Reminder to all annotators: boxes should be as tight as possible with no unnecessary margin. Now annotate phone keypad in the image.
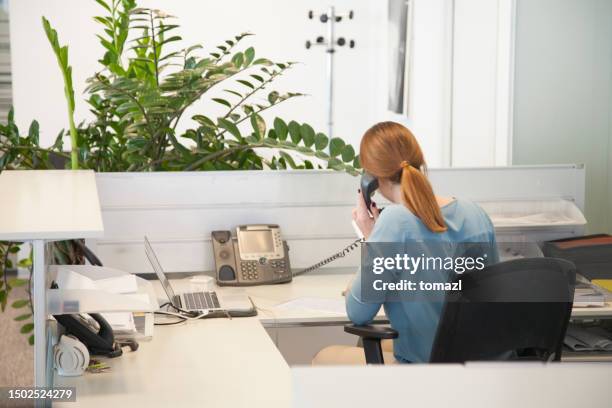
[237,258,289,281]
[240,261,260,281]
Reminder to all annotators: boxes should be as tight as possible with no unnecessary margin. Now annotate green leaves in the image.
[274,118,288,140]
[212,98,231,108]
[42,17,75,112]
[329,137,345,157]
[244,47,255,66]
[14,313,32,322]
[288,121,301,144]
[250,114,266,140]
[341,145,355,162]
[300,124,315,147]
[218,118,241,140]
[11,299,29,309]
[4,5,362,177]
[314,133,328,150]
[20,323,34,334]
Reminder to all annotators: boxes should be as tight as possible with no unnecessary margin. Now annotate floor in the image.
[0,286,34,387]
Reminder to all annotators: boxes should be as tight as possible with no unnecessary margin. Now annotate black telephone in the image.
[53,242,138,357]
[212,225,292,286]
[360,172,379,215]
[54,313,130,357]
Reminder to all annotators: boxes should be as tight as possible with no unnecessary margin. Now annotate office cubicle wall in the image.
[292,363,610,408]
[90,165,585,274]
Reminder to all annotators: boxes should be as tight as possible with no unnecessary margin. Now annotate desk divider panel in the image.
[90,165,585,274]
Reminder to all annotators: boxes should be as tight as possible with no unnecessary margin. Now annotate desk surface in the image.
[55,274,355,408]
[56,273,612,407]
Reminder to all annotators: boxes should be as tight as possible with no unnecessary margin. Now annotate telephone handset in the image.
[352,172,380,239]
[54,313,127,357]
[212,225,292,286]
[360,172,379,215]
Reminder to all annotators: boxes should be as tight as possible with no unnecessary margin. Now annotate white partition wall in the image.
[293,363,611,408]
[91,165,585,274]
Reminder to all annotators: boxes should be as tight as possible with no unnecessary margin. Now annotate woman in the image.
[313,121,499,364]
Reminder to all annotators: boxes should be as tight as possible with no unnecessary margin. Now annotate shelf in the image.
[571,303,612,319]
[562,350,612,362]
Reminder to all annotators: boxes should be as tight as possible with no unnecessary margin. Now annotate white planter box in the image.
[90,166,586,274]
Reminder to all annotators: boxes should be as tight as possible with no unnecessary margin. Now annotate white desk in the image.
[56,318,290,407]
[55,273,612,407]
[55,274,356,408]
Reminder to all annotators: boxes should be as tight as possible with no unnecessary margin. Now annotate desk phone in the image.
[212,225,292,286]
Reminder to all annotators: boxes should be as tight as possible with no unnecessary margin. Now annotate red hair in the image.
[360,121,447,233]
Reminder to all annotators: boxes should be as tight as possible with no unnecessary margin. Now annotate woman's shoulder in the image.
[449,198,484,213]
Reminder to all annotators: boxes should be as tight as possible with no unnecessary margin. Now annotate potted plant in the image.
[0,0,360,343]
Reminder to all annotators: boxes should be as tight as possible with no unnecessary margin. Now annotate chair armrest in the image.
[344,325,398,364]
[344,324,399,340]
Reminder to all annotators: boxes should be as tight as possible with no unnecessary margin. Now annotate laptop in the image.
[144,237,253,314]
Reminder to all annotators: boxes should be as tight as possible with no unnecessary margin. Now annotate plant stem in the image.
[170,64,254,131]
[149,10,160,87]
[0,145,71,159]
[184,144,262,171]
[42,17,79,170]
[2,243,13,298]
[214,94,298,140]
[67,111,79,170]
[111,0,119,59]
[222,71,280,121]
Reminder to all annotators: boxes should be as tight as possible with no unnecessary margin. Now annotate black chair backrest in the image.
[429,257,576,363]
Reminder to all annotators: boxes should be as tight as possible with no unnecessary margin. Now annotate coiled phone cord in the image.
[292,238,363,277]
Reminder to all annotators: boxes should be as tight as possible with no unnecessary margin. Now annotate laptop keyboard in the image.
[179,291,221,310]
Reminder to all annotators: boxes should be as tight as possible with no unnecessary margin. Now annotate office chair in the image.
[345,257,576,364]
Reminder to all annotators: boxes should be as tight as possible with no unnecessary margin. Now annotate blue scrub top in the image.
[346,199,499,363]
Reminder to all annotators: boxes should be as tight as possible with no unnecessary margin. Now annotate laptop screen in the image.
[144,237,177,304]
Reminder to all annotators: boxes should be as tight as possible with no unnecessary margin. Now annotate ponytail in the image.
[400,162,447,232]
[360,121,447,233]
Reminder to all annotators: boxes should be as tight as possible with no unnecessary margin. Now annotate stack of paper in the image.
[56,268,138,293]
[574,282,606,307]
[101,312,137,333]
[56,269,142,332]
[48,265,158,315]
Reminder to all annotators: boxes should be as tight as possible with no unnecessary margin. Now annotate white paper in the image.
[275,297,346,315]
[123,293,151,304]
[56,268,138,294]
[56,269,97,290]
[101,312,136,332]
[95,274,138,294]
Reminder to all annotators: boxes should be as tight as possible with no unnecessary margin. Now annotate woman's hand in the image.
[352,191,380,240]
[342,277,353,297]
